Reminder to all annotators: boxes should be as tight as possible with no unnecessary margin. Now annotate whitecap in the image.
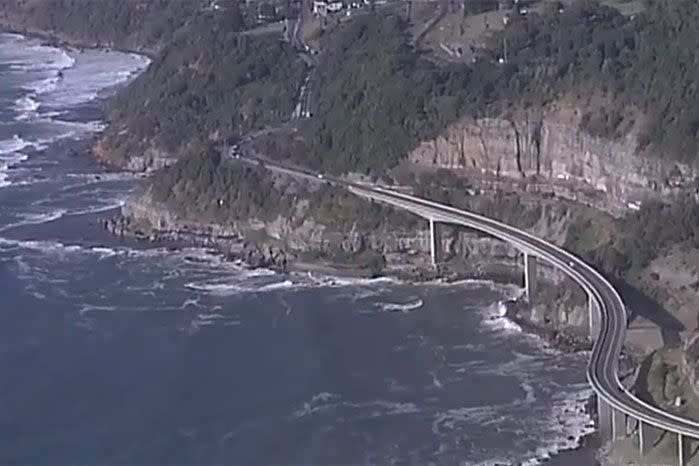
[90,247,118,259]
[480,301,522,334]
[257,280,295,292]
[378,298,423,313]
[520,382,537,404]
[196,313,226,321]
[519,388,595,466]
[0,134,33,155]
[184,281,244,296]
[0,151,29,188]
[291,393,419,421]
[23,75,61,94]
[13,94,40,120]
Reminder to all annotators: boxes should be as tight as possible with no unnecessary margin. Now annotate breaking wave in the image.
[377,298,423,313]
[480,301,522,334]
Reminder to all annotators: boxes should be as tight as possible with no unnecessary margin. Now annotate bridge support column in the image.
[612,408,626,440]
[524,253,538,302]
[678,433,685,466]
[588,294,600,341]
[638,420,663,457]
[429,219,442,268]
[597,397,613,442]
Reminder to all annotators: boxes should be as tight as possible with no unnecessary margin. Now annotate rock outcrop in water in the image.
[111,183,593,339]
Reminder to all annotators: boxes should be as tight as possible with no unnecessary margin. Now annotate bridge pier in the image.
[523,253,538,302]
[429,218,442,268]
[612,408,627,440]
[638,420,664,457]
[678,432,685,466]
[588,294,601,341]
[597,397,613,441]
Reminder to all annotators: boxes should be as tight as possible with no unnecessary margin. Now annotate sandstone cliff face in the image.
[407,111,699,214]
[680,332,699,402]
[121,188,588,332]
[93,137,177,173]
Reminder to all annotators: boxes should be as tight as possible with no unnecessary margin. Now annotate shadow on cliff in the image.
[614,280,683,346]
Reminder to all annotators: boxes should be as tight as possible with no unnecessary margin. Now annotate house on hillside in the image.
[257,2,278,21]
[313,0,345,16]
[327,1,344,13]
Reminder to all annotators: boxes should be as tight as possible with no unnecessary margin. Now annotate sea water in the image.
[0,33,594,465]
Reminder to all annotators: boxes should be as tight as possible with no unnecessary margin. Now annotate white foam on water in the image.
[305,273,402,289]
[292,393,419,421]
[0,151,29,188]
[243,267,277,277]
[90,246,119,259]
[430,371,443,389]
[196,313,226,321]
[0,237,118,259]
[519,387,595,466]
[78,304,119,316]
[24,75,61,94]
[432,404,504,434]
[184,278,297,296]
[0,134,35,155]
[7,45,75,73]
[378,298,424,313]
[1,208,68,231]
[13,95,40,120]
[480,301,522,334]
[36,50,149,108]
[184,281,244,296]
[258,280,295,292]
[520,381,537,404]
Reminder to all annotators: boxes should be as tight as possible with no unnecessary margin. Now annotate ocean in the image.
[0,33,595,465]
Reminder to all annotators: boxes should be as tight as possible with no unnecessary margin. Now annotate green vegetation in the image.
[303,249,387,277]
[307,185,419,231]
[298,14,476,174]
[566,199,699,280]
[148,150,293,224]
[147,149,416,240]
[645,352,669,405]
[0,0,202,52]
[495,0,699,159]
[288,0,699,176]
[101,10,304,165]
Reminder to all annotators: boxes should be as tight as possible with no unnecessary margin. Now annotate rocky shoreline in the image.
[504,298,593,353]
[103,211,599,357]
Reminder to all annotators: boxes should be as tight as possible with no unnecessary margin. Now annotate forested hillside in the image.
[148,149,293,224]
[0,0,203,53]
[290,0,699,175]
[98,9,304,167]
[497,0,699,161]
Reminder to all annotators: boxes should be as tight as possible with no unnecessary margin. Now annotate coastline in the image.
[3,28,605,466]
[0,23,156,58]
[101,208,603,465]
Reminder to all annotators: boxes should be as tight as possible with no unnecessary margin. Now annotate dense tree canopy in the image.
[293,0,699,176]
[102,10,305,164]
[149,150,294,223]
[0,0,203,52]
[496,0,699,160]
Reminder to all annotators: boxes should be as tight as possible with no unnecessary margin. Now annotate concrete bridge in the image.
[232,151,699,464]
[346,184,699,465]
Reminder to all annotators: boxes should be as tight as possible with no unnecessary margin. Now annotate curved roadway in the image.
[233,151,699,440]
[355,185,699,440]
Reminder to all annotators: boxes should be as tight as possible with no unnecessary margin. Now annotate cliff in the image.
[406,107,699,216]
[116,170,593,336]
[0,0,204,55]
